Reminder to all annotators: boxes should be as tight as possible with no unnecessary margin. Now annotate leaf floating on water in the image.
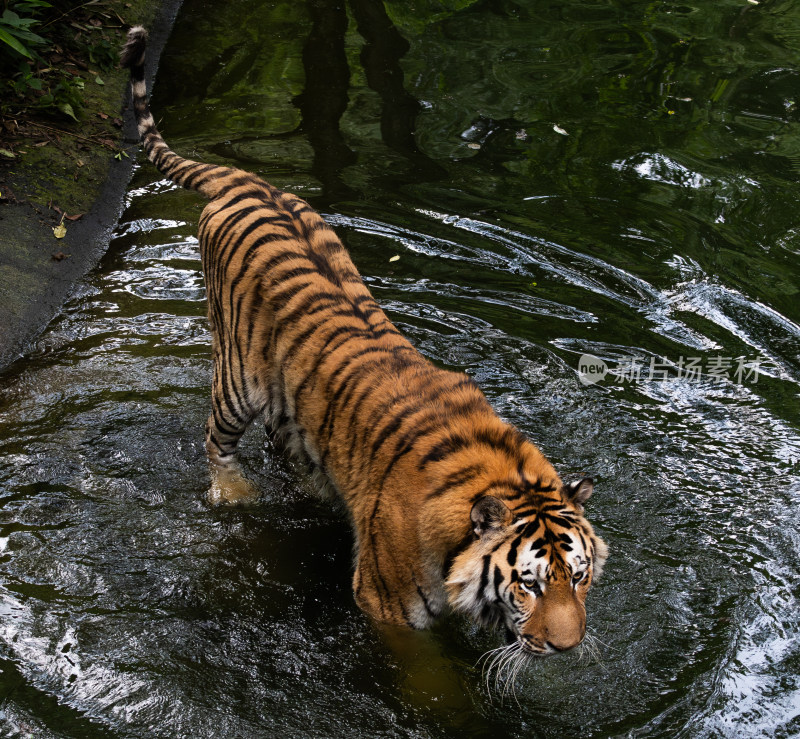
[553,124,569,136]
[389,255,400,262]
[467,142,481,150]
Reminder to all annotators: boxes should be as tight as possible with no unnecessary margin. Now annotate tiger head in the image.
[445,477,608,655]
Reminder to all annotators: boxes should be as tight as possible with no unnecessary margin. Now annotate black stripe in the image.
[294,342,391,429]
[318,351,417,463]
[418,427,526,471]
[340,356,432,479]
[367,376,483,471]
[493,564,504,602]
[276,290,342,325]
[478,555,492,601]
[507,535,521,566]
[541,513,575,528]
[443,532,474,580]
[412,572,436,619]
[426,463,485,499]
[375,419,440,490]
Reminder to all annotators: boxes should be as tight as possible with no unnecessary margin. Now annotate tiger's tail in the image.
[120,26,234,199]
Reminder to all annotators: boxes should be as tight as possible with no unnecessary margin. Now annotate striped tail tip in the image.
[120,25,147,70]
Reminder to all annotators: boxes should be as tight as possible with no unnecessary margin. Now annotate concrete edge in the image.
[0,0,184,372]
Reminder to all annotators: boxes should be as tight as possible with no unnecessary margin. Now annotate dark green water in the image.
[2,0,800,735]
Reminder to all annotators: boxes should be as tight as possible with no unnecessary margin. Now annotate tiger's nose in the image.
[544,624,585,652]
[546,638,578,652]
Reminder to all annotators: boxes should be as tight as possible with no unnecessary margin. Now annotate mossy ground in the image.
[0,0,179,368]
[0,0,163,214]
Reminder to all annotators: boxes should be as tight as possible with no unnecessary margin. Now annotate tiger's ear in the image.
[470,496,512,537]
[563,477,594,509]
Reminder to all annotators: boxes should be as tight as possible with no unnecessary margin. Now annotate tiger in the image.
[121,26,608,656]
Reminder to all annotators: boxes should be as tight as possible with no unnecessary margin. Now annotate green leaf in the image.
[8,27,46,44]
[0,26,33,57]
[0,149,16,159]
[94,76,104,85]
[1,10,23,27]
[57,102,79,122]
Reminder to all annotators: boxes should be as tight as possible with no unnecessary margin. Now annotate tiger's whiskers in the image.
[479,642,528,704]
[576,628,612,673]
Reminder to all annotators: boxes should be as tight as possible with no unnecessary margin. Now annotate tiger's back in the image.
[122,26,607,643]
[198,173,504,625]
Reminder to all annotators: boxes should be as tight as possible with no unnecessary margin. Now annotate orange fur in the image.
[123,27,608,647]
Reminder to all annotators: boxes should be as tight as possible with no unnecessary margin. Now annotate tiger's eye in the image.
[522,579,542,597]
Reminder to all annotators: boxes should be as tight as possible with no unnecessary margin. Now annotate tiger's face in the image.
[445,478,607,655]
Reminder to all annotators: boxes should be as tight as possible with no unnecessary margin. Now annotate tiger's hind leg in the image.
[204,347,262,507]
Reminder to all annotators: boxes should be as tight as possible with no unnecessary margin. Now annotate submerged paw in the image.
[207,466,261,507]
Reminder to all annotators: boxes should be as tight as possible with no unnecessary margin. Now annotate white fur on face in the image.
[516,530,590,590]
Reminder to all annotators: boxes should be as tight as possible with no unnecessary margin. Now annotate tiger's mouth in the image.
[504,627,576,656]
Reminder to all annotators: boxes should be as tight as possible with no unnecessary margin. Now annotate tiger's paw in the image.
[207,464,261,507]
